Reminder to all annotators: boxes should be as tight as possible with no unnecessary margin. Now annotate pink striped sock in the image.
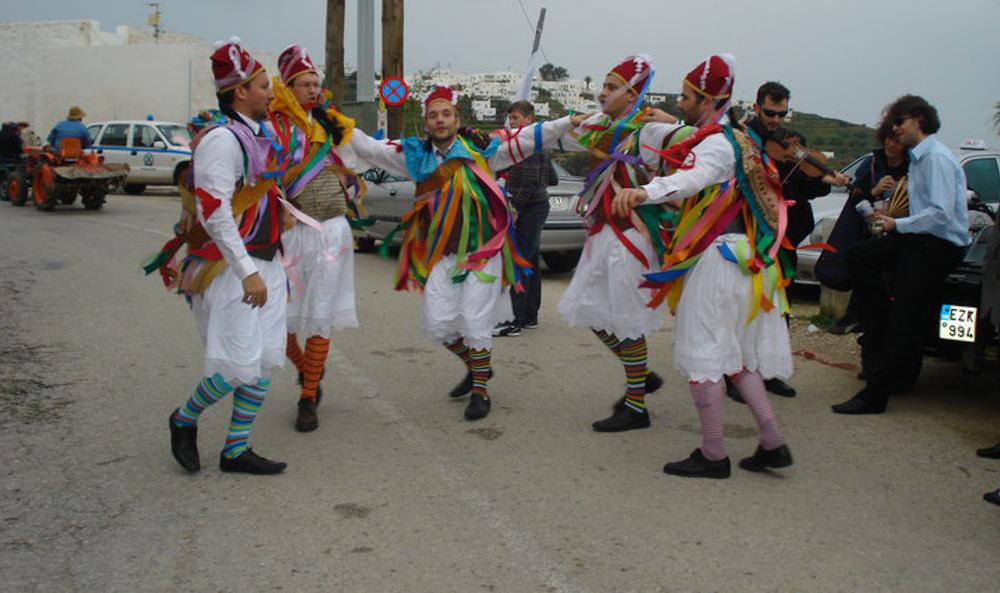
[730,369,785,450]
[689,380,726,461]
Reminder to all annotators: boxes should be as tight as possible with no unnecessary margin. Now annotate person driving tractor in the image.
[47,105,92,153]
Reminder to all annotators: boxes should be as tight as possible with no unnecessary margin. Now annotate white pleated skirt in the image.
[191,257,288,386]
[283,216,358,338]
[673,234,793,383]
[558,225,664,340]
[421,253,513,350]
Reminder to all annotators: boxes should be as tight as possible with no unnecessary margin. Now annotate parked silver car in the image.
[355,161,587,272]
[795,143,1000,285]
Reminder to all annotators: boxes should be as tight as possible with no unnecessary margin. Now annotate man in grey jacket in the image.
[494,101,559,337]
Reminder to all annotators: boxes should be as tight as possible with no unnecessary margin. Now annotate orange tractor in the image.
[18,138,129,211]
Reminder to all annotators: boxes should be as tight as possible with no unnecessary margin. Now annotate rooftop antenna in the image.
[146,3,162,43]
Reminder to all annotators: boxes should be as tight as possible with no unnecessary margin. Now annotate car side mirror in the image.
[152,140,165,149]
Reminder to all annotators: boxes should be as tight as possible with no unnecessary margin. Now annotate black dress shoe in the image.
[464,393,491,420]
[448,369,494,398]
[725,376,745,404]
[219,449,287,475]
[612,372,663,412]
[764,378,796,398]
[984,490,1000,506]
[592,405,650,432]
[738,444,794,472]
[663,448,731,479]
[831,393,887,415]
[295,397,318,432]
[976,442,1000,459]
[169,409,200,472]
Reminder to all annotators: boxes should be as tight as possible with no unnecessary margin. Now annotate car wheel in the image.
[542,250,581,273]
[123,183,146,195]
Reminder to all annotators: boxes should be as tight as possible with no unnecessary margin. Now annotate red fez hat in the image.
[423,85,458,115]
[211,37,265,93]
[609,54,654,96]
[684,54,735,100]
[278,45,318,85]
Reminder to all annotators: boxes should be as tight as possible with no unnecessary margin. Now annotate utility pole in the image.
[357,0,376,102]
[324,0,346,107]
[382,0,404,137]
[146,3,162,43]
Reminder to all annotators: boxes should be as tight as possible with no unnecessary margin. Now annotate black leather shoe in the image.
[219,449,287,475]
[831,393,887,415]
[593,405,650,432]
[169,409,199,472]
[764,378,796,398]
[976,442,1000,459]
[613,372,663,412]
[984,490,1000,506]
[663,448,731,479]
[295,397,318,432]
[448,369,493,398]
[464,393,491,420]
[739,444,794,472]
[725,376,745,404]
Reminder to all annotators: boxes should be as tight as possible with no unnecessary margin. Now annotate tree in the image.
[539,63,569,81]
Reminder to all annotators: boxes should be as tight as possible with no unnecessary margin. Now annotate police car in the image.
[86,120,192,195]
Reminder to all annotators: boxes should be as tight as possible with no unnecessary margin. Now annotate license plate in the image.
[940,304,977,343]
[549,195,568,210]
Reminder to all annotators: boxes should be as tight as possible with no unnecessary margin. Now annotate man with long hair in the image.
[167,38,288,475]
[832,95,969,415]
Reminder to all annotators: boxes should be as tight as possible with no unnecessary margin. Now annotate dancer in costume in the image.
[163,38,288,475]
[346,85,588,421]
[269,45,362,432]
[553,55,694,433]
[613,55,794,479]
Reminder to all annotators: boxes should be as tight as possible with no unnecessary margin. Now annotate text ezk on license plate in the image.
[940,304,976,343]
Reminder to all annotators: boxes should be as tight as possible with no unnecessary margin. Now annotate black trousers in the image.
[847,232,964,402]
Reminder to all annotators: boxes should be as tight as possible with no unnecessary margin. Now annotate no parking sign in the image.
[379,77,408,106]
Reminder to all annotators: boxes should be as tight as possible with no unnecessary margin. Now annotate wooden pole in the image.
[324,0,346,107]
[382,0,404,137]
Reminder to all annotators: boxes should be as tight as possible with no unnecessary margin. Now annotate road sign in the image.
[380,77,408,106]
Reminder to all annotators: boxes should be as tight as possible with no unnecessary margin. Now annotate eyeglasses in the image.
[762,108,788,118]
[892,115,913,127]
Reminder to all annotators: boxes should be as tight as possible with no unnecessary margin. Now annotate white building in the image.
[0,20,280,136]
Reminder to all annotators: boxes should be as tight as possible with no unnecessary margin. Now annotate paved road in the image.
[2,193,999,592]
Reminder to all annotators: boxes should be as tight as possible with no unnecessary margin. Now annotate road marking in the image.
[326,343,582,593]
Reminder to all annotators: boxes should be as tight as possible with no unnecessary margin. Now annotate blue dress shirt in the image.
[895,134,970,247]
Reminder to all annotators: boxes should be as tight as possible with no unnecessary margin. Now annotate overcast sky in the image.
[3,0,999,147]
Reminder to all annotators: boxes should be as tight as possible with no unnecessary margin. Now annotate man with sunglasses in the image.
[742,82,846,400]
[832,95,969,414]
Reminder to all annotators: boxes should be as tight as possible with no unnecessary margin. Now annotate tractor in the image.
[21,138,129,211]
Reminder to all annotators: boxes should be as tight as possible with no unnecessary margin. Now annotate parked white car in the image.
[86,120,192,195]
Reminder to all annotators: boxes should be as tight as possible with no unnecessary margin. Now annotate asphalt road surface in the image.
[2,192,999,592]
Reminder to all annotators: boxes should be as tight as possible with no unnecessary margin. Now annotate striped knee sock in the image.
[222,378,269,459]
[690,380,727,461]
[175,374,233,426]
[301,336,330,401]
[468,348,491,400]
[592,328,623,359]
[620,336,648,412]
[286,333,306,374]
[730,369,785,450]
[444,337,472,368]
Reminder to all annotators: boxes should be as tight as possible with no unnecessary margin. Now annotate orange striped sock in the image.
[286,333,306,374]
[301,336,330,401]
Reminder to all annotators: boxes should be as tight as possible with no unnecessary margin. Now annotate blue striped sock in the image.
[175,374,233,426]
[222,378,269,459]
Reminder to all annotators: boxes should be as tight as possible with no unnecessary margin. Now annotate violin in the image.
[764,128,858,194]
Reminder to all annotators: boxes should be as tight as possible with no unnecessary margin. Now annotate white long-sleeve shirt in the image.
[640,131,736,205]
[193,113,263,281]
